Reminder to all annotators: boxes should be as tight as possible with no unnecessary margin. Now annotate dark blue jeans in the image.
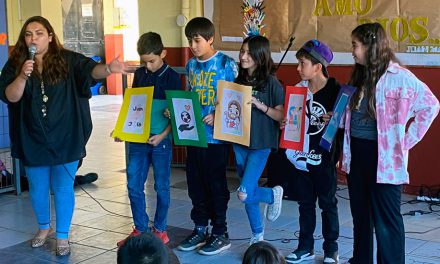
[126,138,172,232]
[347,137,405,264]
[186,144,230,235]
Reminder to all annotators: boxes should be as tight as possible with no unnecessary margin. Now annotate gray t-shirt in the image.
[350,97,378,140]
[247,75,285,149]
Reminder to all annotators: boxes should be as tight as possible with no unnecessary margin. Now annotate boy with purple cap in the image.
[284,39,341,264]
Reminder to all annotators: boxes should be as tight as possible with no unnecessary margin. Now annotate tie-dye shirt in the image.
[186,51,238,144]
[341,62,439,184]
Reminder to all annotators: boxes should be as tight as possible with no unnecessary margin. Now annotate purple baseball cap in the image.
[300,39,333,67]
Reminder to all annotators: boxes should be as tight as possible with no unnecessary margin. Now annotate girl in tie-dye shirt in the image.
[343,23,439,264]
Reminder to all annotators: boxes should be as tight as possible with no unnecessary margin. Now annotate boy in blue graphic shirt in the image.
[116,32,181,247]
[177,17,238,255]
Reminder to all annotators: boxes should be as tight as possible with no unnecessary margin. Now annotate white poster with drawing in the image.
[123,94,146,134]
[172,98,199,141]
[221,89,243,136]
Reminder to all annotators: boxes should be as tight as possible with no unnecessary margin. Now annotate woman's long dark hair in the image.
[9,16,68,85]
[235,35,276,91]
[349,22,400,118]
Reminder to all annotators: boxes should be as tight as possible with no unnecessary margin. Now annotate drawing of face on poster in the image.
[123,94,146,134]
[172,98,199,141]
[284,94,304,142]
[222,89,243,136]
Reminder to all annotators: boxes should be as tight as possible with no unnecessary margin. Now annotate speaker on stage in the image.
[266,148,300,201]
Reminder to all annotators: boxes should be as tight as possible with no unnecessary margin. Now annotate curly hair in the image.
[9,16,68,85]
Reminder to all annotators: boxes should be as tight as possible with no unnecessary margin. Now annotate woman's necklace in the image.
[40,80,48,117]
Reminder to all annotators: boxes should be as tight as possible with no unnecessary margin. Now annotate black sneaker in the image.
[74,173,98,186]
[177,228,208,251]
[198,233,231,255]
[285,249,315,263]
[323,251,339,264]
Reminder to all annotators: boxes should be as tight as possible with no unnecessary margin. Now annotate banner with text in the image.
[213,0,440,56]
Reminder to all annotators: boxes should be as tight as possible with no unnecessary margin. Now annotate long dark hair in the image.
[235,35,276,91]
[349,22,400,118]
[9,16,68,85]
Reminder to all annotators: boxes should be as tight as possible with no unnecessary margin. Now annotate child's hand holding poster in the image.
[214,80,252,146]
[112,87,154,143]
[320,84,356,151]
[165,90,207,147]
[280,86,308,150]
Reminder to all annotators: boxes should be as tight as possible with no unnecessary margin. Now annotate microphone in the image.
[28,44,37,60]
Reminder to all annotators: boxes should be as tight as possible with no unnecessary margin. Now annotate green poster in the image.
[165,90,207,148]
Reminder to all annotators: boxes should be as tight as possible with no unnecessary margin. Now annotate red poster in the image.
[280,86,308,151]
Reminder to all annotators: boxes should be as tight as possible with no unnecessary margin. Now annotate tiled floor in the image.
[0,95,440,263]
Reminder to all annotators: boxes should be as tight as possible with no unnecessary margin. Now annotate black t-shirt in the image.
[0,50,97,166]
[247,75,284,149]
[286,77,341,171]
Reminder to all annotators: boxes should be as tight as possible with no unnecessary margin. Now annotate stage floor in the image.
[0,95,439,264]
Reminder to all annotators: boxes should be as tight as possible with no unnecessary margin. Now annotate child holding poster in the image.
[115,32,181,246]
[283,40,341,264]
[233,35,285,245]
[343,22,439,264]
[177,17,238,256]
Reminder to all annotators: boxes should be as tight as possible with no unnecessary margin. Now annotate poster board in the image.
[112,87,154,143]
[280,86,308,150]
[320,84,356,151]
[165,90,207,147]
[214,80,252,146]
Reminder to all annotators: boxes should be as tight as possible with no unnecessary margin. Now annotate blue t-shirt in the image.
[132,63,182,135]
[186,52,238,144]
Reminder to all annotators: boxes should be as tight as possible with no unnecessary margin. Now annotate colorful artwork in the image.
[214,81,252,146]
[280,86,308,150]
[222,90,243,136]
[165,90,207,147]
[242,0,266,37]
[320,85,356,151]
[112,87,154,143]
[284,94,305,142]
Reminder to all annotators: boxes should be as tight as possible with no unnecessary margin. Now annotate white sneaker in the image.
[266,186,283,222]
[249,232,264,245]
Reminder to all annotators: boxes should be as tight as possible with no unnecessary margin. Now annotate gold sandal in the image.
[31,228,53,248]
[56,239,71,256]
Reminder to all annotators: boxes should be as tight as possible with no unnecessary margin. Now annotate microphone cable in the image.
[32,82,133,220]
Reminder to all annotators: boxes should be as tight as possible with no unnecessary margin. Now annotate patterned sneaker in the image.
[266,185,284,222]
[249,232,264,245]
[285,249,315,263]
[177,227,208,251]
[198,233,231,255]
[323,251,339,264]
[117,227,141,247]
[152,227,170,244]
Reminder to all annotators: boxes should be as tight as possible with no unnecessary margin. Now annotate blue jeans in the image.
[126,138,171,232]
[233,144,273,234]
[25,160,79,239]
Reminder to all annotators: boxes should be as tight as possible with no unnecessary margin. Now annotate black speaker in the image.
[266,149,300,201]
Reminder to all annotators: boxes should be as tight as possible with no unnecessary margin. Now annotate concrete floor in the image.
[0,95,439,263]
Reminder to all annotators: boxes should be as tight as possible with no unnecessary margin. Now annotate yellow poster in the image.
[112,87,154,143]
[214,81,252,146]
